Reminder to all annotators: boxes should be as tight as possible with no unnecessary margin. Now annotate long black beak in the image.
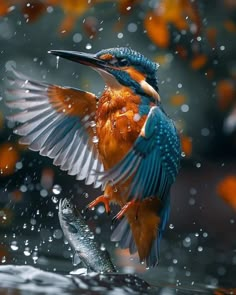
[48,50,106,69]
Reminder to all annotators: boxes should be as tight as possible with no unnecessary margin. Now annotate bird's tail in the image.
[111,196,170,267]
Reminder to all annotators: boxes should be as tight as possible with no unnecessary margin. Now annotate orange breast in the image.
[96,88,146,170]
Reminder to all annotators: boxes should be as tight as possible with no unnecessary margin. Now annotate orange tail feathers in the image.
[111,197,163,267]
[126,198,161,263]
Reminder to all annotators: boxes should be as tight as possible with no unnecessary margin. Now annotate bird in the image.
[6,47,181,267]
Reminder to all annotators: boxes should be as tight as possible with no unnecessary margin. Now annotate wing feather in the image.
[6,70,103,188]
[98,106,181,200]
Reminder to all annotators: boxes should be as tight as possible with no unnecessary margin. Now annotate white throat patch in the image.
[94,68,123,89]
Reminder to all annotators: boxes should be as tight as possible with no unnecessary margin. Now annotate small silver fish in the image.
[58,198,116,273]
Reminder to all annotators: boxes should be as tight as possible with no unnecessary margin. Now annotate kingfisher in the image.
[6,47,181,267]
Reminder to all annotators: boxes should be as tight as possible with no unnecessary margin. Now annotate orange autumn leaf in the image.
[217,175,236,210]
[180,135,192,157]
[214,289,236,295]
[58,14,77,34]
[22,0,47,23]
[83,16,99,37]
[217,79,235,110]
[0,143,19,176]
[156,0,200,32]
[144,13,170,48]
[214,288,236,295]
[10,190,23,203]
[154,54,170,66]
[190,54,208,70]
[224,20,236,32]
[170,94,186,106]
[206,27,217,47]
[0,2,9,16]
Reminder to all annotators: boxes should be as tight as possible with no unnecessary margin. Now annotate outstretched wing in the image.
[6,69,104,188]
[98,106,181,199]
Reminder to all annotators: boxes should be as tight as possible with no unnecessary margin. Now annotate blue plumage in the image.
[6,47,181,268]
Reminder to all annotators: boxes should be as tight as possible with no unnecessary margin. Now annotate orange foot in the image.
[86,195,111,214]
[112,200,136,223]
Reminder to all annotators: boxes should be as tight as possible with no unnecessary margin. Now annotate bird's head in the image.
[49,47,160,103]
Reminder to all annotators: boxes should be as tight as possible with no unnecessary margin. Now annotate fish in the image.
[58,198,116,273]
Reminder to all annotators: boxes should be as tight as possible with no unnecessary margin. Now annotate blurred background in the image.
[0,0,236,293]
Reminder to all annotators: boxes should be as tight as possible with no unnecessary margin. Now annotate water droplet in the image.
[53,229,63,239]
[24,247,31,256]
[32,252,38,263]
[47,6,53,13]
[181,104,189,112]
[92,136,99,144]
[86,43,92,50]
[127,23,137,33]
[52,184,62,195]
[47,211,54,217]
[190,188,197,195]
[73,33,82,43]
[117,32,123,39]
[40,189,48,197]
[83,192,89,198]
[1,256,6,263]
[16,161,23,170]
[177,83,182,88]
[169,223,174,229]
[203,232,208,238]
[183,237,191,247]
[95,227,101,234]
[197,246,203,252]
[56,56,60,69]
[185,271,191,277]
[51,196,58,203]
[20,185,27,193]
[220,45,225,51]
[10,241,19,251]
[133,113,141,122]
[100,243,106,251]
[90,120,96,128]
[196,162,201,168]
[201,128,210,136]
[97,205,105,214]
[189,197,195,205]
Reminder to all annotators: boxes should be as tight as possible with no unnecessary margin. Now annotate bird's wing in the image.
[6,69,104,188]
[98,106,181,199]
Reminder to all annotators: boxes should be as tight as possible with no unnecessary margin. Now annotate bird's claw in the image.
[112,200,136,224]
[86,195,111,214]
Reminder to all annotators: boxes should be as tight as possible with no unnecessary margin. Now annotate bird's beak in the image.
[48,50,106,69]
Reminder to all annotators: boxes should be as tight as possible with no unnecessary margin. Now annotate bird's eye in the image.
[118,58,129,67]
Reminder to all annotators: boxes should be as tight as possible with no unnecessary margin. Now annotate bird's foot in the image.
[86,195,110,214]
[112,200,136,223]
